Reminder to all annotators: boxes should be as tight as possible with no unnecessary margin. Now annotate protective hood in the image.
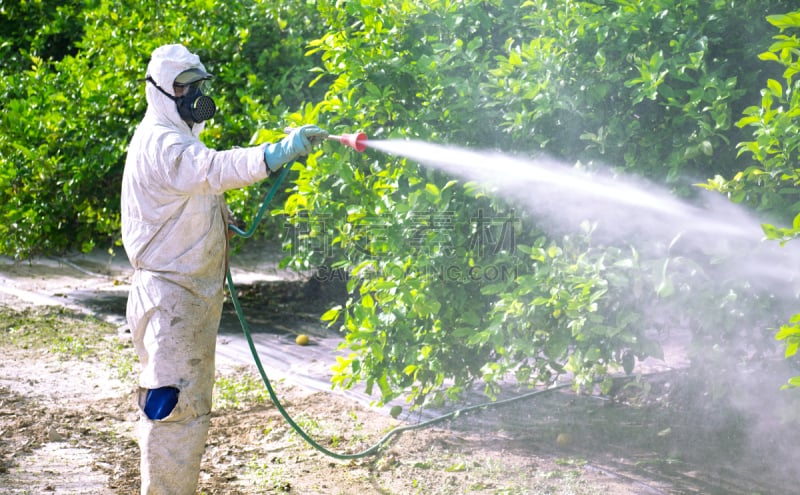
[145,44,209,134]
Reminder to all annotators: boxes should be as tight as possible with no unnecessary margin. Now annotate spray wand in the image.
[284,127,368,152]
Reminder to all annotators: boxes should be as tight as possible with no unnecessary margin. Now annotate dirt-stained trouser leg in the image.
[138,413,210,494]
[127,271,222,495]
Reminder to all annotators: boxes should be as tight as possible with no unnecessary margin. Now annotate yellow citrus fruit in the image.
[295,334,310,346]
[556,432,573,447]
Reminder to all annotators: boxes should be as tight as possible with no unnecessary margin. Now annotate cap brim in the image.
[174,68,212,85]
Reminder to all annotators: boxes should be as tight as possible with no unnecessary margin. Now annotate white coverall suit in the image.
[121,45,269,494]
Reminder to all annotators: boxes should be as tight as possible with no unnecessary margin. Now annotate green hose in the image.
[226,158,569,459]
[227,165,292,238]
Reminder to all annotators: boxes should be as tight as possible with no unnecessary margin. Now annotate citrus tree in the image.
[703,11,800,386]
[279,0,793,407]
[0,0,323,257]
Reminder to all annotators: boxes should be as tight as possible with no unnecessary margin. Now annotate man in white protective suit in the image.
[121,43,327,494]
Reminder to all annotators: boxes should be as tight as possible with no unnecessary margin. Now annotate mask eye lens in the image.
[173,80,207,96]
[189,80,207,92]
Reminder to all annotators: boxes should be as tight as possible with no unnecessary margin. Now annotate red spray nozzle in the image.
[283,127,368,153]
[329,132,368,152]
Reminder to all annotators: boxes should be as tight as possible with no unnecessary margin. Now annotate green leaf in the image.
[767,78,783,97]
[767,13,800,30]
[656,279,674,298]
[480,281,510,295]
[445,462,467,472]
[758,51,780,62]
[320,306,342,322]
[776,324,800,341]
[786,376,800,388]
[361,294,375,308]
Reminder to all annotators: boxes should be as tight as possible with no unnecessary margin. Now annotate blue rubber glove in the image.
[264,124,329,171]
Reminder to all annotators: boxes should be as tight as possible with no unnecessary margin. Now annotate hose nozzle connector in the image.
[330,132,368,152]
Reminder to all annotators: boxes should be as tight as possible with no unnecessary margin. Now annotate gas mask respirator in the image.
[146,76,216,124]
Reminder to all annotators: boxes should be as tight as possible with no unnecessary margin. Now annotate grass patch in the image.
[213,371,273,410]
[1,307,98,357]
[246,456,292,492]
[0,306,137,381]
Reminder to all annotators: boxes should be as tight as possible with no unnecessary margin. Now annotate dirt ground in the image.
[0,304,637,495]
[1,252,799,494]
